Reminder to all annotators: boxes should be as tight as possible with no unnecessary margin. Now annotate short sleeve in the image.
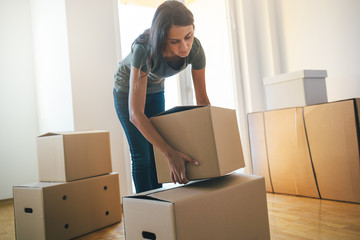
[131,43,148,72]
[190,38,206,70]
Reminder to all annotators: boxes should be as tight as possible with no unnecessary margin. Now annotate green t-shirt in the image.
[114,37,206,94]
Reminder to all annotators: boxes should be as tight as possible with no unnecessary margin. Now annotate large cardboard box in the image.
[263,108,320,198]
[150,106,245,183]
[37,130,112,181]
[263,69,328,110]
[248,112,273,192]
[123,173,270,240]
[304,99,360,203]
[13,173,122,240]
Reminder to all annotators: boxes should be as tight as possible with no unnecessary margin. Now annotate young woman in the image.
[113,1,210,193]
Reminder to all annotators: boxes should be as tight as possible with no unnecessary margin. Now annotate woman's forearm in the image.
[192,67,210,105]
[128,66,176,159]
[129,111,176,158]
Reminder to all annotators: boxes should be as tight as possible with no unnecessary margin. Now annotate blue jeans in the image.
[113,89,164,193]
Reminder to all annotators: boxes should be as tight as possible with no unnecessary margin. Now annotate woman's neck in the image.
[163,54,184,70]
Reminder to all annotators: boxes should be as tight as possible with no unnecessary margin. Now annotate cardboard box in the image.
[264,108,320,198]
[37,130,112,181]
[304,99,360,203]
[13,173,122,240]
[123,173,270,240]
[247,112,273,192]
[150,106,245,183]
[263,69,328,110]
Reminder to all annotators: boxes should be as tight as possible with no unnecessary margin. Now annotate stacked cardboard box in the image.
[248,99,360,203]
[123,106,271,240]
[263,69,328,110]
[13,130,122,240]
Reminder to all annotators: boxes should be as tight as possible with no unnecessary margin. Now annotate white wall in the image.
[234,0,360,115]
[279,0,360,101]
[65,0,132,197]
[31,0,74,134]
[188,0,236,109]
[0,0,39,199]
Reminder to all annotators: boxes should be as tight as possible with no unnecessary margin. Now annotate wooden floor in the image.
[1,193,360,240]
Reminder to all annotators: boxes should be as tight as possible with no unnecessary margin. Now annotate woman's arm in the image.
[192,67,210,105]
[128,66,198,184]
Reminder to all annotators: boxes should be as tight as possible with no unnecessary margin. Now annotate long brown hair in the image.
[132,1,194,76]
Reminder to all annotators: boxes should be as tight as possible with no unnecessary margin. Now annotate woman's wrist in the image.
[163,147,176,162]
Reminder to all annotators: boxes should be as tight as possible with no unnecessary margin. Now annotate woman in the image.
[113,1,210,193]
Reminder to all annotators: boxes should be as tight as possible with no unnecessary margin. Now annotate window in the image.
[188,0,236,109]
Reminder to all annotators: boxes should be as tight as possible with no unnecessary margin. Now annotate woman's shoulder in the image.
[131,42,149,54]
[190,37,204,54]
[131,42,150,67]
[192,37,202,49]
[188,37,205,58]
[188,37,206,69]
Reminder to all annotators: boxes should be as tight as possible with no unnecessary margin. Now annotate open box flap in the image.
[152,105,207,117]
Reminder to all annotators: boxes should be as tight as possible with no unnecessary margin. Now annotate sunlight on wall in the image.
[188,0,236,109]
[31,0,74,134]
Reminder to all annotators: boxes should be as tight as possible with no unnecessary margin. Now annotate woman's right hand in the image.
[165,150,199,184]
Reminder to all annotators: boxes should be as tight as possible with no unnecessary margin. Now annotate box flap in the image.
[152,105,207,117]
[38,132,61,138]
[125,194,173,203]
[14,182,64,189]
[147,174,262,203]
[38,130,108,138]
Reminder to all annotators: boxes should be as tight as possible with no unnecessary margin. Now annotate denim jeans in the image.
[113,89,164,193]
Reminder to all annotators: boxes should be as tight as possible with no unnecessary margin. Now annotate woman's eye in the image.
[170,41,178,44]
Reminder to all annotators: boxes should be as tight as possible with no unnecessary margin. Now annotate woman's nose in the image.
[180,41,187,51]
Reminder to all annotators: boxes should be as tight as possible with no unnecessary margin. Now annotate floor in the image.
[1,193,360,240]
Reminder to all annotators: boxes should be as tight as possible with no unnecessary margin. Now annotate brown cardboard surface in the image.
[304,99,360,203]
[150,106,245,183]
[37,130,112,181]
[264,108,319,198]
[123,173,270,240]
[210,107,244,175]
[248,112,274,192]
[13,173,122,240]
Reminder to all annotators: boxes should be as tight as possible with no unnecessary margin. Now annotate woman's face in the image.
[164,25,194,58]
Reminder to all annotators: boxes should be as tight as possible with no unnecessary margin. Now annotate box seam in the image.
[262,112,275,193]
[209,107,222,175]
[62,135,70,181]
[353,99,360,156]
[301,107,322,198]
